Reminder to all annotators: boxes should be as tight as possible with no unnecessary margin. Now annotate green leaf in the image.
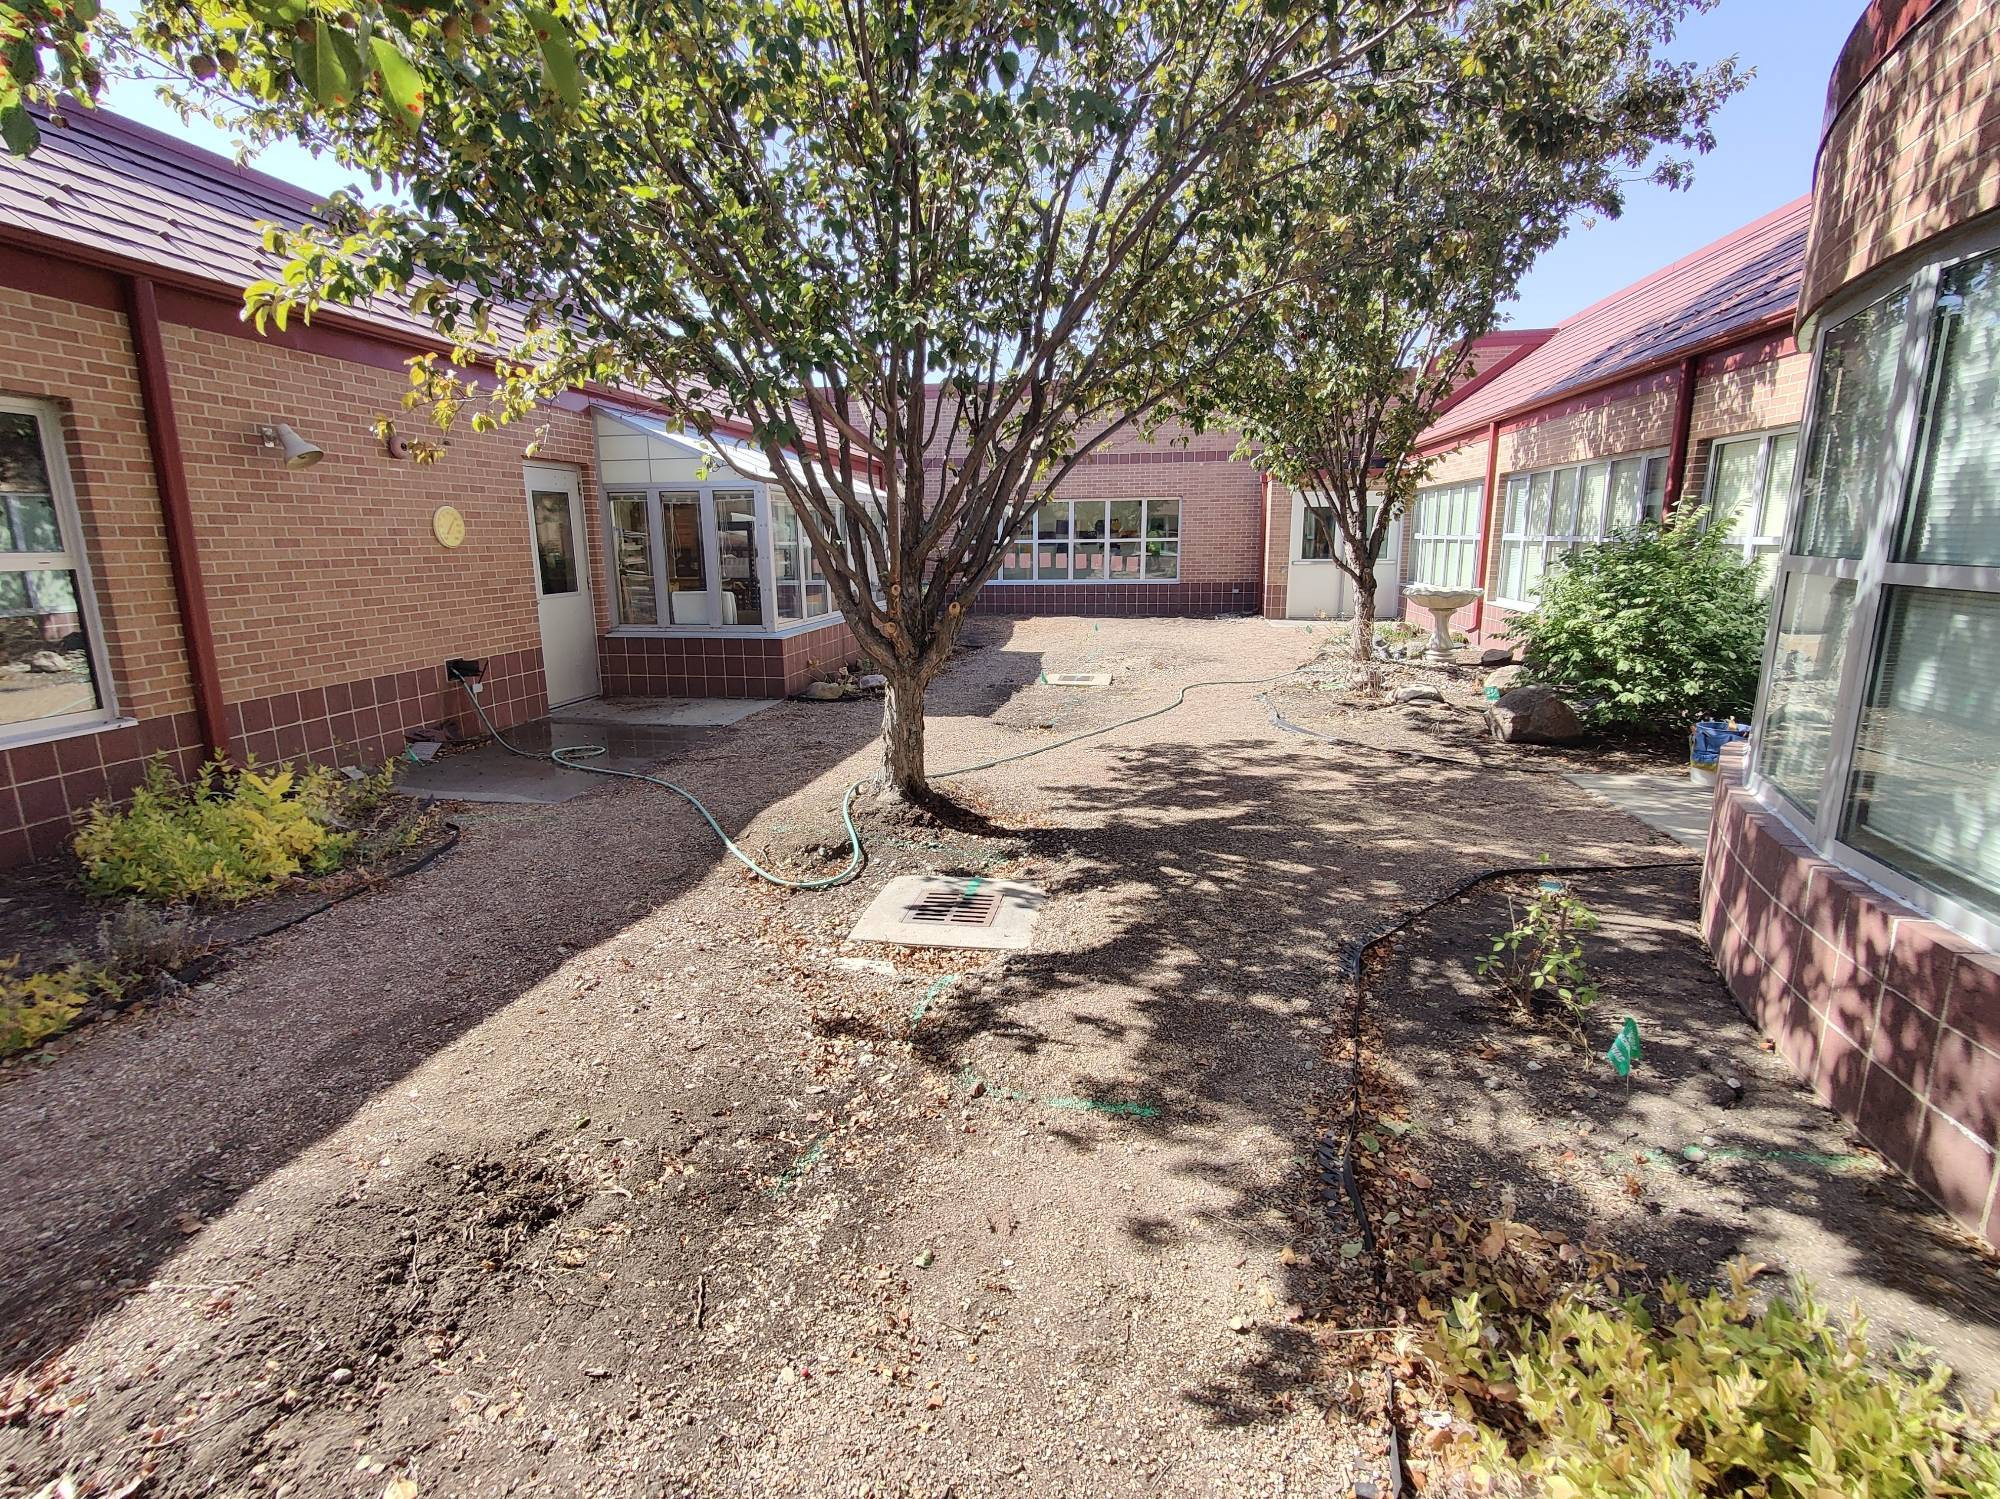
[528,9,583,107]
[1,105,39,158]
[369,37,425,123]
[294,22,355,109]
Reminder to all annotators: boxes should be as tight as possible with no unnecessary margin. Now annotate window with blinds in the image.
[1756,233,2000,939]
[1899,253,2000,567]
[1707,429,1799,584]
[1795,289,1908,559]
[1843,588,2000,916]
[1495,452,1666,606]
[1409,480,1480,589]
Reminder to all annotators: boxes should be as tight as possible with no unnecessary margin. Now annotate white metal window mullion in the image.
[644,490,671,626]
[1745,436,1774,561]
[1811,262,1942,849]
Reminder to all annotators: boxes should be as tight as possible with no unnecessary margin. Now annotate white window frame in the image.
[1749,215,2000,948]
[0,395,119,748]
[770,496,836,624]
[1408,479,1482,589]
[1702,426,1801,563]
[993,496,1181,583]
[1493,450,1669,610]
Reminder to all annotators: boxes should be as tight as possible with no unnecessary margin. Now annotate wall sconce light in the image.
[257,421,324,469]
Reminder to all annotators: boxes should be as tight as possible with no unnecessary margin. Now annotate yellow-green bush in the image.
[1430,1258,2000,1497]
[0,958,122,1057]
[73,756,354,902]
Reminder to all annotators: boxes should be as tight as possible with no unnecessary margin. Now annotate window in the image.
[998,497,1179,581]
[661,492,709,625]
[772,500,834,623]
[531,490,578,594]
[609,494,657,625]
[1755,236,2000,938]
[1298,505,1338,562]
[1495,452,1668,607]
[1,399,112,742]
[1706,429,1799,570]
[1409,480,1481,589]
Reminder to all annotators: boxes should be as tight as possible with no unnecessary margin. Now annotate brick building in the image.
[1701,0,2000,1251]
[0,106,863,866]
[1303,197,1820,645]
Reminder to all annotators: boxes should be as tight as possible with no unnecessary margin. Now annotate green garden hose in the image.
[454,668,1303,891]
[456,679,867,891]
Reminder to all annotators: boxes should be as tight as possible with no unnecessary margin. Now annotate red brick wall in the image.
[0,281,592,865]
[601,618,859,698]
[1681,345,1812,506]
[932,417,1268,617]
[1803,0,2000,321]
[1703,745,1999,1249]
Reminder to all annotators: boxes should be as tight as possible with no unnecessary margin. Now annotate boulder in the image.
[1392,685,1444,705]
[1479,646,1516,668]
[856,673,888,690]
[1483,664,1528,696]
[27,650,69,673]
[1486,685,1584,745]
[799,680,848,702]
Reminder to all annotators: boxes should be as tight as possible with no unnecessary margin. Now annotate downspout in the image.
[124,275,230,760]
[1661,354,1701,518]
[1256,470,1272,617]
[1472,420,1502,640]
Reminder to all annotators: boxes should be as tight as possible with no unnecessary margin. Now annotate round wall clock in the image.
[432,505,466,548]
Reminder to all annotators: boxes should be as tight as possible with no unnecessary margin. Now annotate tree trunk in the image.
[1350,556,1383,694]
[1350,561,1378,663]
[881,669,930,800]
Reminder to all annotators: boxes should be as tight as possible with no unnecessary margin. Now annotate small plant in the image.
[95,900,206,976]
[73,755,354,903]
[1479,878,1601,1026]
[0,957,123,1058]
[1506,514,1768,732]
[1427,1257,2000,1498]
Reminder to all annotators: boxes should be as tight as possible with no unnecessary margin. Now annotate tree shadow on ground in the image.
[0,683,936,1381]
[902,725,2000,1425]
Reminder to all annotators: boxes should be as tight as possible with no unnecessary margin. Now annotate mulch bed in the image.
[1,808,458,1048]
[1356,862,2000,1398]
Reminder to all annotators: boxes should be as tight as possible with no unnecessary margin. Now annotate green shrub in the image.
[1430,1258,2000,1498]
[0,958,122,1057]
[73,756,354,903]
[1478,878,1601,1027]
[1507,515,1768,731]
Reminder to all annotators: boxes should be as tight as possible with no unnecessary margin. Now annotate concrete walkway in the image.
[1561,769,1714,849]
[395,696,776,804]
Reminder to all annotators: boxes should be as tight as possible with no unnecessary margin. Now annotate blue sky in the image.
[1503,1,1853,328]
[102,1,1856,332]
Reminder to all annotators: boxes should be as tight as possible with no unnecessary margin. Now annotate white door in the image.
[524,464,600,706]
[1286,490,1401,619]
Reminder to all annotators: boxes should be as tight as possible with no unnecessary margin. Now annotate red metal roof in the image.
[0,103,448,342]
[1421,195,1811,447]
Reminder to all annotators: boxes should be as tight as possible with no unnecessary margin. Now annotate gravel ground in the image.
[0,615,1970,1498]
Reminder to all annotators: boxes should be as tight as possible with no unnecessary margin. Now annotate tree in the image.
[11,0,1449,801]
[1206,1,1741,684]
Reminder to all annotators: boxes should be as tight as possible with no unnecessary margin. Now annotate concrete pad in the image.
[848,875,1047,951]
[551,695,777,730]
[1043,672,1112,687]
[1561,771,1713,851]
[394,716,708,805]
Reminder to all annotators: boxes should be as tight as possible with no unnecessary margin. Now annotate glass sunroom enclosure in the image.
[592,407,878,634]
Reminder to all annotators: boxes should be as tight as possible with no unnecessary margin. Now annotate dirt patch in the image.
[1361,862,2000,1401]
[1,617,1992,1498]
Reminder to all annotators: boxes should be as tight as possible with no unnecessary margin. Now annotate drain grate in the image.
[904,885,1003,927]
[848,875,1046,950]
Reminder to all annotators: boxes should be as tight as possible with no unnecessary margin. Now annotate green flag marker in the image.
[1605,1016,1643,1077]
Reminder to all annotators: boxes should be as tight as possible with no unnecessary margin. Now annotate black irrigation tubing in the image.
[168,819,463,986]
[1318,854,1704,1499]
